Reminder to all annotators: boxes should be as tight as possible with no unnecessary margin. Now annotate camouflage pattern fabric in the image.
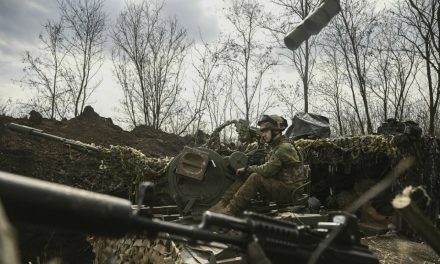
[228,173,295,213]
[99,145,171,201]
[219,177,245,204]
[248,135,303,182]
[205,120,237,151]
[88,235,183,264]
[294,135,400,164]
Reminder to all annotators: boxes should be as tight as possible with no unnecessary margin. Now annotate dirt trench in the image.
[0,106,196,263]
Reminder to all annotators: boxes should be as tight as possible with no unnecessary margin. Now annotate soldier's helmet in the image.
[257,115,288,132]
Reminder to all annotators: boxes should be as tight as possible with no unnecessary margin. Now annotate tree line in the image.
[7,0,440,137]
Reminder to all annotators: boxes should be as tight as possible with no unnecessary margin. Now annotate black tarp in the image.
[286,112,330,139]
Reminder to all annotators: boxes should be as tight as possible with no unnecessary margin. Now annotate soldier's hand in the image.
[236,167,246,176]
[247,236,272,264]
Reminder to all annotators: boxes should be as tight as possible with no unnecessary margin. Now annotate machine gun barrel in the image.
[0,170,244,245]
[6,123,100,155]
[0,171,378,264]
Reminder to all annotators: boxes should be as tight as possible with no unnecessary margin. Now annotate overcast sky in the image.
[0,0,223,121]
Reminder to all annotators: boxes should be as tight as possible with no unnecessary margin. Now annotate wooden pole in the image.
[392,186,440,256]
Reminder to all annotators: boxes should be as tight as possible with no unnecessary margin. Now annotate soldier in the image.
[235,119,263,153]
[210,115,306,216]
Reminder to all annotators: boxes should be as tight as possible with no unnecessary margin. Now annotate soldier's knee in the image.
[248,173,263,183]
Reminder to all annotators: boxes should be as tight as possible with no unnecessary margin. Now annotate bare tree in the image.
[112,1,191,130]
[316,47,346,136]
[395,0,440,135]
[371,12,420,122]
[112,52,138,127]
[146,16,190,130]
[267,0,321,113]
[204,65,234,130]
[371,15,393,121]
[59,0,106,117]
[269,81,302,119]
[0,99,14,116]
[223,0,277,122]
[389,46,420,121]
[323,0,379,134]
[20,20,70,119]
[190,36,230,133]
[112,1,158,128]
[163,35,230,136]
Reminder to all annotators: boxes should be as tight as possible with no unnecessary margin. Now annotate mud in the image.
[363,234,440,263]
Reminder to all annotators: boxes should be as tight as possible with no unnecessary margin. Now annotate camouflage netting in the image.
[400,136,440,234]
[295,134,440,229]
[99,145,171,201]
[294,134,401,165]
[88,235,183,264]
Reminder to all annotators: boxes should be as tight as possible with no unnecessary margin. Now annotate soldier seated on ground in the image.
[210,115,306,216]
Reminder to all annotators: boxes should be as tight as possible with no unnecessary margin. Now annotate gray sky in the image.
[0,0,222,120]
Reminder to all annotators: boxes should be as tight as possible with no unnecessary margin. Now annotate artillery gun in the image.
[6,117,438,223]
[5,122,265,216]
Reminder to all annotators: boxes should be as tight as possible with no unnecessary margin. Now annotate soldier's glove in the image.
[236,166,248,176]
[247,235,272,264]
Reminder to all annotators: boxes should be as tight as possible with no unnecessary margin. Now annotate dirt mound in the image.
[0,106,196,263]
[131,124,192,156]
[5,106,187,157]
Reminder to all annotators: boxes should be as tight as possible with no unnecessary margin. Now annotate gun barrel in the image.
[0,171,245,246]
[7,123,100,155]
[0,170,132,236]
[199,211,249,230]
[7,123,44,133]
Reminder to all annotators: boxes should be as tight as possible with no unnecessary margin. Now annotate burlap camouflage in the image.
[88,235,183,264]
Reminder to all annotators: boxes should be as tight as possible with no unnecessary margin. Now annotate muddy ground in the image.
[0,106,198,263]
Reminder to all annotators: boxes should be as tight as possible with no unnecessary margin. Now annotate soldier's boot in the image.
[209,178,245,213]
[215,203,240,216]
[208,200,227,212]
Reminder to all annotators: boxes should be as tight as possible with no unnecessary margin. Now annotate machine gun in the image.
[0,171,378,264]
[6,123,100,155]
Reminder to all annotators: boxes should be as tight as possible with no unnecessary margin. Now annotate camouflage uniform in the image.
[217,134,306,215]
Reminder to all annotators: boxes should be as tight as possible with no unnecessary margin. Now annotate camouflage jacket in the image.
[247,135,304,186]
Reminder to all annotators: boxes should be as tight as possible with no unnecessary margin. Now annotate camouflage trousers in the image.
[223,173,296,213]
